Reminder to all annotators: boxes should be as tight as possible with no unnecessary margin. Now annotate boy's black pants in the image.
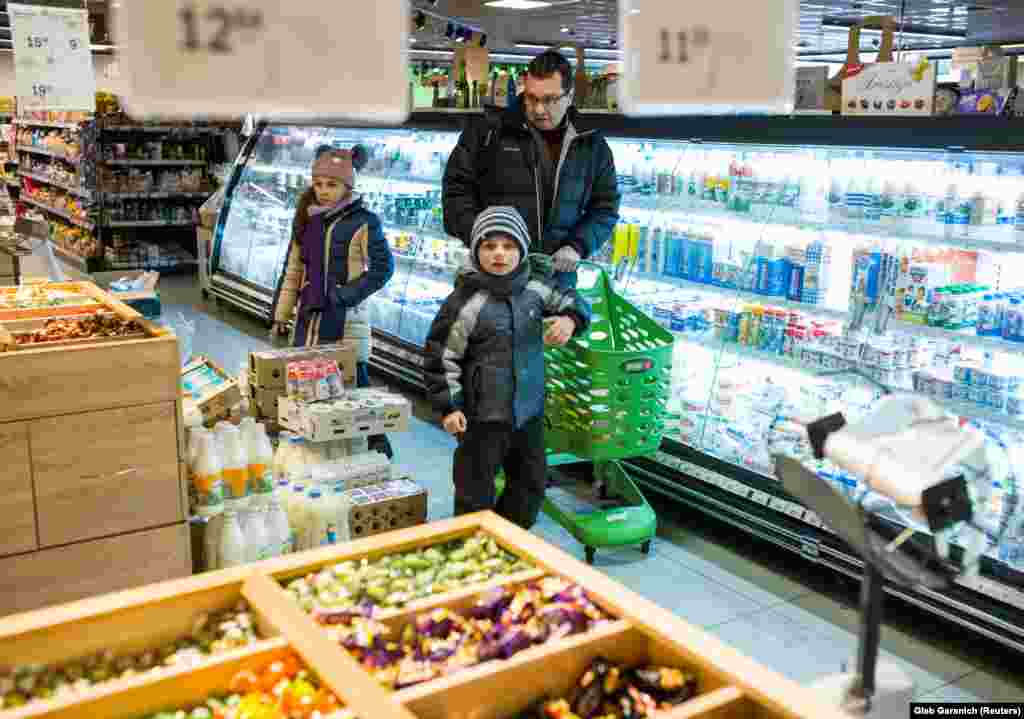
[452,415,546,530]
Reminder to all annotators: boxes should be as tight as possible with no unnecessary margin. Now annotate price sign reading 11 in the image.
[9,2,96,112]
[112,0,411,122]
[619,0,797,116]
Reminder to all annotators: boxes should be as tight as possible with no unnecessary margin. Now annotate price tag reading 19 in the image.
[178,3,264,54]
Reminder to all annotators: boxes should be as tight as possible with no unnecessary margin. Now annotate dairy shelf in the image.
[619,195,1024,256]
[21,196,95,230]
[674,330,1024,431]
[19,169,92,198]
[620,265,1024,359]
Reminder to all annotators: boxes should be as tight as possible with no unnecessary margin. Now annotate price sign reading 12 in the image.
[178,4,264,54]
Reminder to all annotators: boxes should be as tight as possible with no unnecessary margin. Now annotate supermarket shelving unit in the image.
[212,112,1024,653]
[14,114,224,273]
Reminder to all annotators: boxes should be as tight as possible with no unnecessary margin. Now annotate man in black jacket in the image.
[443,50,621,289]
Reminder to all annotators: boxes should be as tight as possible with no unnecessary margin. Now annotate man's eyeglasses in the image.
[523,92,570,109]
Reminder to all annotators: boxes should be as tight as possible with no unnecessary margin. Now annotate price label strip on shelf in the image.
[619,0,797,115]
[112,0,410,121]
[9,2,96,112]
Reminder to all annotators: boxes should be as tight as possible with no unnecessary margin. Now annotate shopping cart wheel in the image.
[585,546,596,565]
[641,540,652,555]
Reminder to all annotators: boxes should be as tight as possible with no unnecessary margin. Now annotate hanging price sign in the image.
[112,1,410,122]
[9,2,97,112]
[619,0,797,116]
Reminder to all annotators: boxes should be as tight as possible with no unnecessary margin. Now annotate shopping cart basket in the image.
[498,261,674,563]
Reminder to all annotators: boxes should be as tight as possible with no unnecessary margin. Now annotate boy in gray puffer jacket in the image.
[424,206,591,529]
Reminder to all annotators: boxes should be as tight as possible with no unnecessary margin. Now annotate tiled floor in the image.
[137,271,1024,708]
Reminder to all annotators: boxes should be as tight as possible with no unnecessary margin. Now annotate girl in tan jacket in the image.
[272,145,395,455]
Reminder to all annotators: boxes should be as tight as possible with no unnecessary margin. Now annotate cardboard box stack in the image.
[248,342,358,426]
[273,354,423,539]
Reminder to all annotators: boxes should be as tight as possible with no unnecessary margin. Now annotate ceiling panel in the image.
[410,0,1024,57]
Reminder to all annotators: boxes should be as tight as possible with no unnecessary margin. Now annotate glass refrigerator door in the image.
[603,135,1024,617]
[360,129,461,351]
[213,125,452,320]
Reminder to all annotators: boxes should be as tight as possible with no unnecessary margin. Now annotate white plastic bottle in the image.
[273,431,296,482]
[245,504,272,563]
[220,425,250,508]
[332,484,351,544]
[286,483,310,551]
[266,494,293,556]
[192,432,226,572]
[219,508,248,568]
[192,430,226,514]
[309,488,336,547]
[243,419,275,505]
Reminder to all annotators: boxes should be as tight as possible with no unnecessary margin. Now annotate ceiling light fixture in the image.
[561,26,570,33]
[485,0,552,8]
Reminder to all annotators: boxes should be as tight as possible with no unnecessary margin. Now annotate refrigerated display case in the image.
[213,113,1024,652]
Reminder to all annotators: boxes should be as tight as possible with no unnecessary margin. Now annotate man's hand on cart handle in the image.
[552,246,581,272]
[443,410,468,436]
[544,316,577,346]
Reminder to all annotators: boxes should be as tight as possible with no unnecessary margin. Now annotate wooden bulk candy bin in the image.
[0,281,189,616]
[0,512,850,719]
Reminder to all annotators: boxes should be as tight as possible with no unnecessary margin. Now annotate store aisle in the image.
[160,274,1023,706]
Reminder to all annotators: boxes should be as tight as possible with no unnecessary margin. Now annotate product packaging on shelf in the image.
[181,355,243,426]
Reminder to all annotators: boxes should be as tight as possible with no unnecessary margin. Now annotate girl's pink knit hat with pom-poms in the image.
[311,145,368,187]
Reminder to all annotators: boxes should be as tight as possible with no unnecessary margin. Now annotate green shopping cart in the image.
[497,260,674,564]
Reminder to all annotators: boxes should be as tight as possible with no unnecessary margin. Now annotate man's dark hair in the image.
[527,50,572,93]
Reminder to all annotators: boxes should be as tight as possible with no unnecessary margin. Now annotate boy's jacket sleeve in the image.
[424,289,479,417]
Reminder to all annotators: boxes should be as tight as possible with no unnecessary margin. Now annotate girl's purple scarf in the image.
[301,194,358,312]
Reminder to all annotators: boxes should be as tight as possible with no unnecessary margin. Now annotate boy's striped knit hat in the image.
[470,206,530,271]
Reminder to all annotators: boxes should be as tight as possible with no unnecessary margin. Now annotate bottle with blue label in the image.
[977,294,996,336]
[1016,191,1024,238]
[1005,299,1022,342]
